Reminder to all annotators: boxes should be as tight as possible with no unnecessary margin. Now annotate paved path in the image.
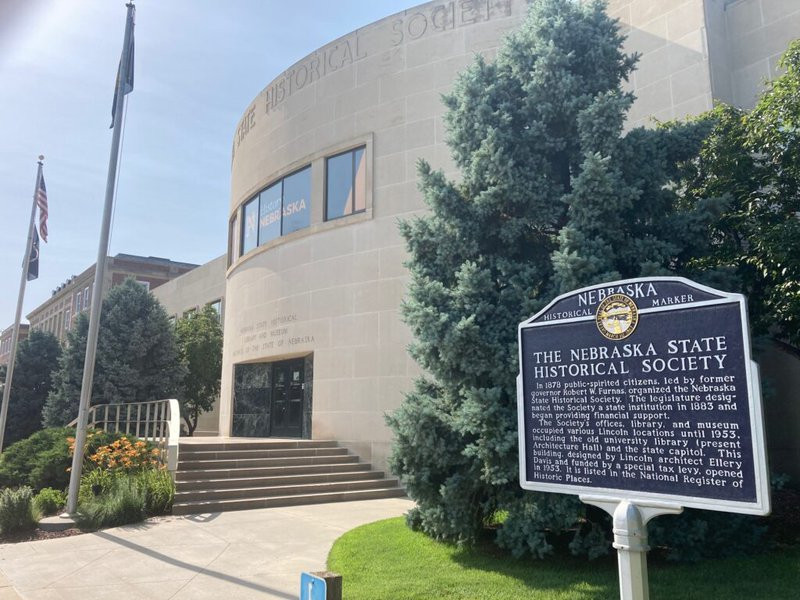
[0,498,414,599]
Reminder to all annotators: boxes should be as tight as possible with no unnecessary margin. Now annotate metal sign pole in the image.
[581,497,682,600]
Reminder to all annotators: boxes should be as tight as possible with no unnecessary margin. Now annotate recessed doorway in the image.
[232,355,312,438]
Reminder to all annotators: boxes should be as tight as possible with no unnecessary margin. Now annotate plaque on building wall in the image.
[517,277,770,515]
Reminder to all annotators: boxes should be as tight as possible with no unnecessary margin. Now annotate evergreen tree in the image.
[43,279,185,426]
[388,0,717,558]
[175,305,223,436]
[3,330,61,445]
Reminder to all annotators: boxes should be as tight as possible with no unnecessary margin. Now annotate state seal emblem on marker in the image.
[595,293,638,340]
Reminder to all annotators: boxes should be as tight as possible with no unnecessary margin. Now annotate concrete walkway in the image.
[0,498,414,599]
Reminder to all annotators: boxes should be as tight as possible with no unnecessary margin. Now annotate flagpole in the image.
[0,157,44,453]
[66,2,135,515]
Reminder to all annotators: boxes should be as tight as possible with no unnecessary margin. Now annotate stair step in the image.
[176,470,384,491]
[178,440,338,452]
[179,447,349,461]
[175,478,398,502]
[175,462,373,481]
[177,454,359,471]
[172,487,407,516]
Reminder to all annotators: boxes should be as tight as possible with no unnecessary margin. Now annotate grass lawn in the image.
[328,517,800,599]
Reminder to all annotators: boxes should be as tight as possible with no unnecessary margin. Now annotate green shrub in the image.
[33,487,67,517]
[78,468,117,504]
[0,486,38,534]
[76,468,174,530]
[140,469,174,516]
[0,427,148,492]
[0,428,73,491]
[76,476,146,530]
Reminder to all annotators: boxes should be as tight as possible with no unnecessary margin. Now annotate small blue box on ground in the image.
[300,572,327,600]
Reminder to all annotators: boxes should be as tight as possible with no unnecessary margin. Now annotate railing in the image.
[67,399,181,472]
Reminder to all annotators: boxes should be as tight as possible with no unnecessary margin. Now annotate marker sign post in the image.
[517,277,770,600]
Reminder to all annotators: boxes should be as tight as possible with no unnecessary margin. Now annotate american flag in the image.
[37,175,48,242]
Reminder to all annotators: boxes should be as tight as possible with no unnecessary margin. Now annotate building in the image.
[151,254,227,436]
[152,254,226,324]
[27,254,198,343]
[149,0,800,475]
[0,324,29,367]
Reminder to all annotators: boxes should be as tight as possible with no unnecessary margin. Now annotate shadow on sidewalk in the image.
[95,530,295,599]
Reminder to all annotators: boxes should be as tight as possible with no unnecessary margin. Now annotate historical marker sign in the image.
[517,277,770,515]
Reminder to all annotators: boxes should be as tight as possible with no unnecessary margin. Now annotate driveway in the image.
[0,498,414,599]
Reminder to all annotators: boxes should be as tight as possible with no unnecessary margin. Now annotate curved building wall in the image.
[222,0,531,467]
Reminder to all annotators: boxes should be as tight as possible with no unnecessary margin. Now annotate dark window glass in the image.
[282,167,311,235]
[326,152,353,220]
[209,300,222,322]
[326,146,366,220]
[241,197,258,254]
[232,363,272,437]
[258,182,282,245]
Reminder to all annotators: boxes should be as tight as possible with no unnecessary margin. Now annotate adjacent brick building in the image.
[0,324,29,367]
[26,254,197,342]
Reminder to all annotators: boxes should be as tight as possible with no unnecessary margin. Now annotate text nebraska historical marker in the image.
[517,277,770,600]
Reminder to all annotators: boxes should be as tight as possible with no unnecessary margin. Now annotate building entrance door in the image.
[270,359,304,437]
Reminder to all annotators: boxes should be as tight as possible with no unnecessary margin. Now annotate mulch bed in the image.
[0,528,84,544]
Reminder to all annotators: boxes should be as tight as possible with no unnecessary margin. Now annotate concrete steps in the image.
[173,439,404,515]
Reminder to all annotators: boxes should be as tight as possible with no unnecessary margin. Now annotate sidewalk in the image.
[0,498,414,599]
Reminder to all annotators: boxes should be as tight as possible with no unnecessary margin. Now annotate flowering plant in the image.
[86,437,161,473]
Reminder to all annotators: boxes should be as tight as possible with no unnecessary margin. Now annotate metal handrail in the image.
[67,398,181,471]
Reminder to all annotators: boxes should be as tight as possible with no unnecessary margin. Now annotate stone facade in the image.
[152,254,226,321]
[212,0,800,474]
[152,254,227,435]
[712,0,800,107]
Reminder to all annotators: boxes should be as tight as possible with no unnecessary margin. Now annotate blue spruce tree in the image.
[388,0,719,558]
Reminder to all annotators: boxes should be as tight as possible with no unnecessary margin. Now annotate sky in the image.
[0,0,415,327]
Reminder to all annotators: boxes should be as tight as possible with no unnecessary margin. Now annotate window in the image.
[208,299,222,322]
[135,280,151,291]
[325,146,366,220]
[239,165,312,257]
[241,197,259,255]
[84,286,90,310]
[258,182,282,245]
[75,291,82,312]
[183,307,197,318]
[228,214,238,267]
[281,167,311,234]
[64,307,71,332]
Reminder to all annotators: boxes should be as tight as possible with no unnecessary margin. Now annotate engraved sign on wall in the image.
[517,277,770,515]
